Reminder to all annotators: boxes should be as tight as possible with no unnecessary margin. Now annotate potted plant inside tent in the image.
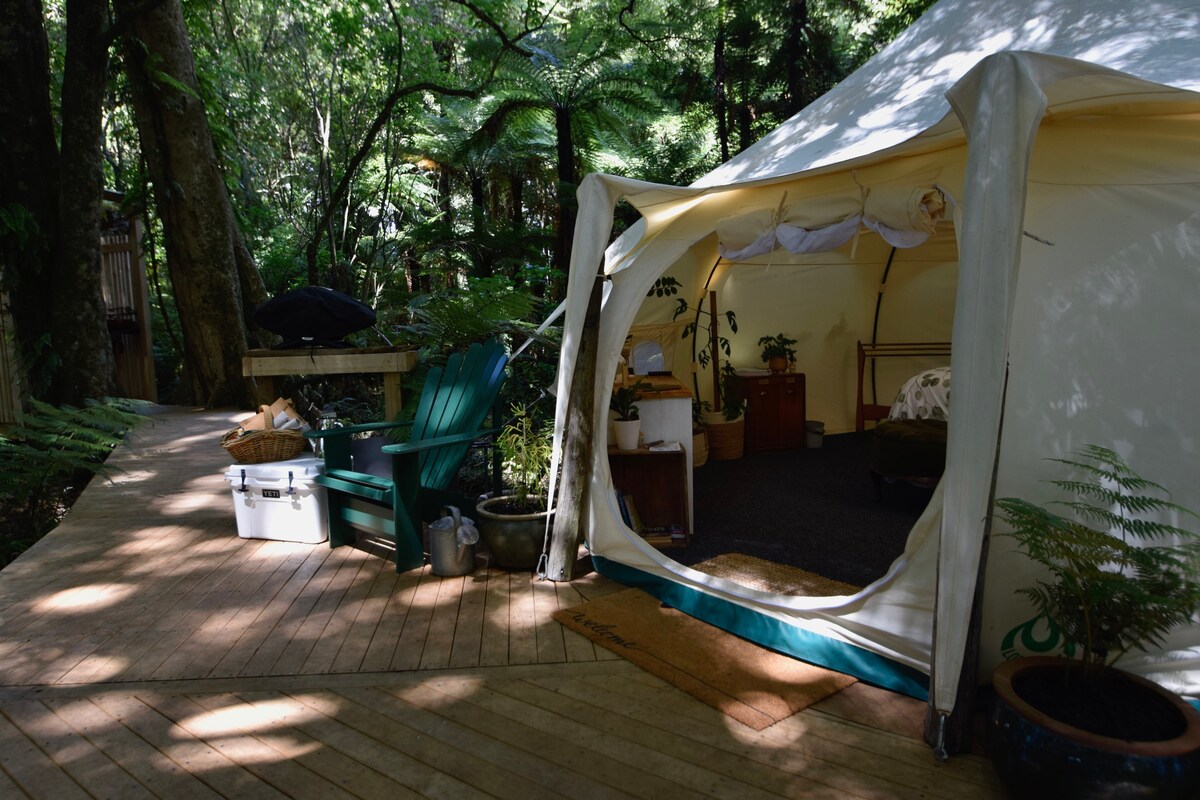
[758,333,797,373]
[703,364,746,460]
[647,278,744,460]
[609,382,646,451]
[989,445,1200,799]
[475,403,554,571]
[691,399,709,468]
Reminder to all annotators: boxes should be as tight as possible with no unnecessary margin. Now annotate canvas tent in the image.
[551,0,1200,747]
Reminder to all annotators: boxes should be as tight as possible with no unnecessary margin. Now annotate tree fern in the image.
[994,446,1200,673]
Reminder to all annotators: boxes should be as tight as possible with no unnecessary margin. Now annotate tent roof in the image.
[695,0,1200,188]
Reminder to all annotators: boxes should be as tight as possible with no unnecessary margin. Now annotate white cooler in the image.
[224,456,328,543]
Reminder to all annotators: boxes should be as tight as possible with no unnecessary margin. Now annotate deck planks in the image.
[0,407,1004,798]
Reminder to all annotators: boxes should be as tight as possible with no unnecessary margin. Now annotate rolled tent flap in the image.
[865,185,946,234]
[715,186,947,261]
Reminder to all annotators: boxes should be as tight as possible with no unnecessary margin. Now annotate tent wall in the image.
[707,227,958,434]
[982,114,1200,694]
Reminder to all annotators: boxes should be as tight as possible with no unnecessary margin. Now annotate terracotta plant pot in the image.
[767,356,789,373]
[990,656,1200,799]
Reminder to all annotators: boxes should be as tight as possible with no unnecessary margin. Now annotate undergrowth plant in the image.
[495,403,553,511]
[994,445,1200,674]
[0,398,149,566]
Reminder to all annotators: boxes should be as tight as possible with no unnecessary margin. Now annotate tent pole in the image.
[924,368,1007,756]
[869,246,898,406]
[689,256,724,402]
[544,267,606,582]
[708,291,721,412]
[924,530,992,757]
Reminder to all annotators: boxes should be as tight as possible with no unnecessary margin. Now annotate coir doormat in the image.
[691,553,862,597]
[553,588,857,730]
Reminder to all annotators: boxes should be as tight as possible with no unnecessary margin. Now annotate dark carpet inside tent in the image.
[679,431,933,588]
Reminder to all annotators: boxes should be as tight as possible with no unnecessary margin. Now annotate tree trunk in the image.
[48,0,118,405]
[510,173,525,231]
[0,0,60,400]
[118,0,267,408]
[713,8,730,164]
[783,0,811,117]
[545,268,604,581]
[554,106,576,296]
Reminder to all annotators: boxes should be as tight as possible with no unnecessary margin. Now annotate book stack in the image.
[615,489,686,548]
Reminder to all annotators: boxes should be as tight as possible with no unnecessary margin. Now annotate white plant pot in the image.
[612,419,641,451]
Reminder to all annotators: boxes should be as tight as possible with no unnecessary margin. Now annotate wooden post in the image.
[544,269,605,582]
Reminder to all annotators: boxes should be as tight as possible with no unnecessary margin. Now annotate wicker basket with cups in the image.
[221,397,311,464]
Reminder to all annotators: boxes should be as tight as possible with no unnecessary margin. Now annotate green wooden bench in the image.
[305,339,508,572]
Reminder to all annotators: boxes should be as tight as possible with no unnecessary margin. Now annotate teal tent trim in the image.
[592,556,930,700]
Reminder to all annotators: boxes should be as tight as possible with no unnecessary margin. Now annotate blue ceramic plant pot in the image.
[990,657,1200,800]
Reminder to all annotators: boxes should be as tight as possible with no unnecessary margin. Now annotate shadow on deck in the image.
[0,407,1002,799]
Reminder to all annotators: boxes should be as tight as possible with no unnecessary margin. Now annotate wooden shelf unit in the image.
[738,372,807,452]
[607,447,689,548]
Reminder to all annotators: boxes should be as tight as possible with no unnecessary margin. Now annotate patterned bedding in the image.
[888,366,951,421]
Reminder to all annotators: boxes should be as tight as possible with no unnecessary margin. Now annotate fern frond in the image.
[0,397,150,566]
[994,445,1200,668]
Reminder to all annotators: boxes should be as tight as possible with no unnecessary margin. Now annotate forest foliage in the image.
[29,0,932,408]
[0,0,933,562]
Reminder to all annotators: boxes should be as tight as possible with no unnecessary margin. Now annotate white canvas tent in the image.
[551,0,1200,743]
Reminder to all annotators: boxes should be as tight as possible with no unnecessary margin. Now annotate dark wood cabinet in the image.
[739,373,806,452]
[608,447,689,547]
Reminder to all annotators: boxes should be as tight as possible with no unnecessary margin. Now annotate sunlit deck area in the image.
[0,407,1002,798]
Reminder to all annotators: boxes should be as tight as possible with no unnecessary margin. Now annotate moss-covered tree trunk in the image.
[118,0,268,408]
[0,0,60,399]
[50,0,118,405]
[1,0,117,405]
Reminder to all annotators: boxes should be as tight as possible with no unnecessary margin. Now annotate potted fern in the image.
[990,445,1200,799]
[475,404,554,571]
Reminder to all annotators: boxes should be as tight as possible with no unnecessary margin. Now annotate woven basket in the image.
[221,402,309,464]
[705,417,744,460]
[221,428,308,464]
[692,427,709,468]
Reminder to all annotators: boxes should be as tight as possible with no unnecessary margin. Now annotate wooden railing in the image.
[0,210,157,421]
[102,217,157,402]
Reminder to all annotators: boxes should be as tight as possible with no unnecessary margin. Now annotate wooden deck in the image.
[0,407,1004,798]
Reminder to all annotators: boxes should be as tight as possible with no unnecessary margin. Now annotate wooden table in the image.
[242,346,419,419]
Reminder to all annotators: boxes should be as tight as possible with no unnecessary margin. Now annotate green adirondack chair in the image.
[305,339,508,572]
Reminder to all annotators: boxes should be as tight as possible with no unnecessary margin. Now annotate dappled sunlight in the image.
[180,696,324,738]
[36,582,138,613]
[159,481,231,516]
[696,0,1200,187]
[102,468,159,487]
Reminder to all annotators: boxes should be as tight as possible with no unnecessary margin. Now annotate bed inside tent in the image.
[550,0,1200,736]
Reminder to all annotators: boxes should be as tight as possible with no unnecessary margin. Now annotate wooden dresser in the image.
[738,372,807,452]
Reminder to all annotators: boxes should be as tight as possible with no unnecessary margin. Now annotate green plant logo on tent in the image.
[1000,613,1076,661]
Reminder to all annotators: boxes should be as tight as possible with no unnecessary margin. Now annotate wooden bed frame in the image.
[855,341,952,432]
